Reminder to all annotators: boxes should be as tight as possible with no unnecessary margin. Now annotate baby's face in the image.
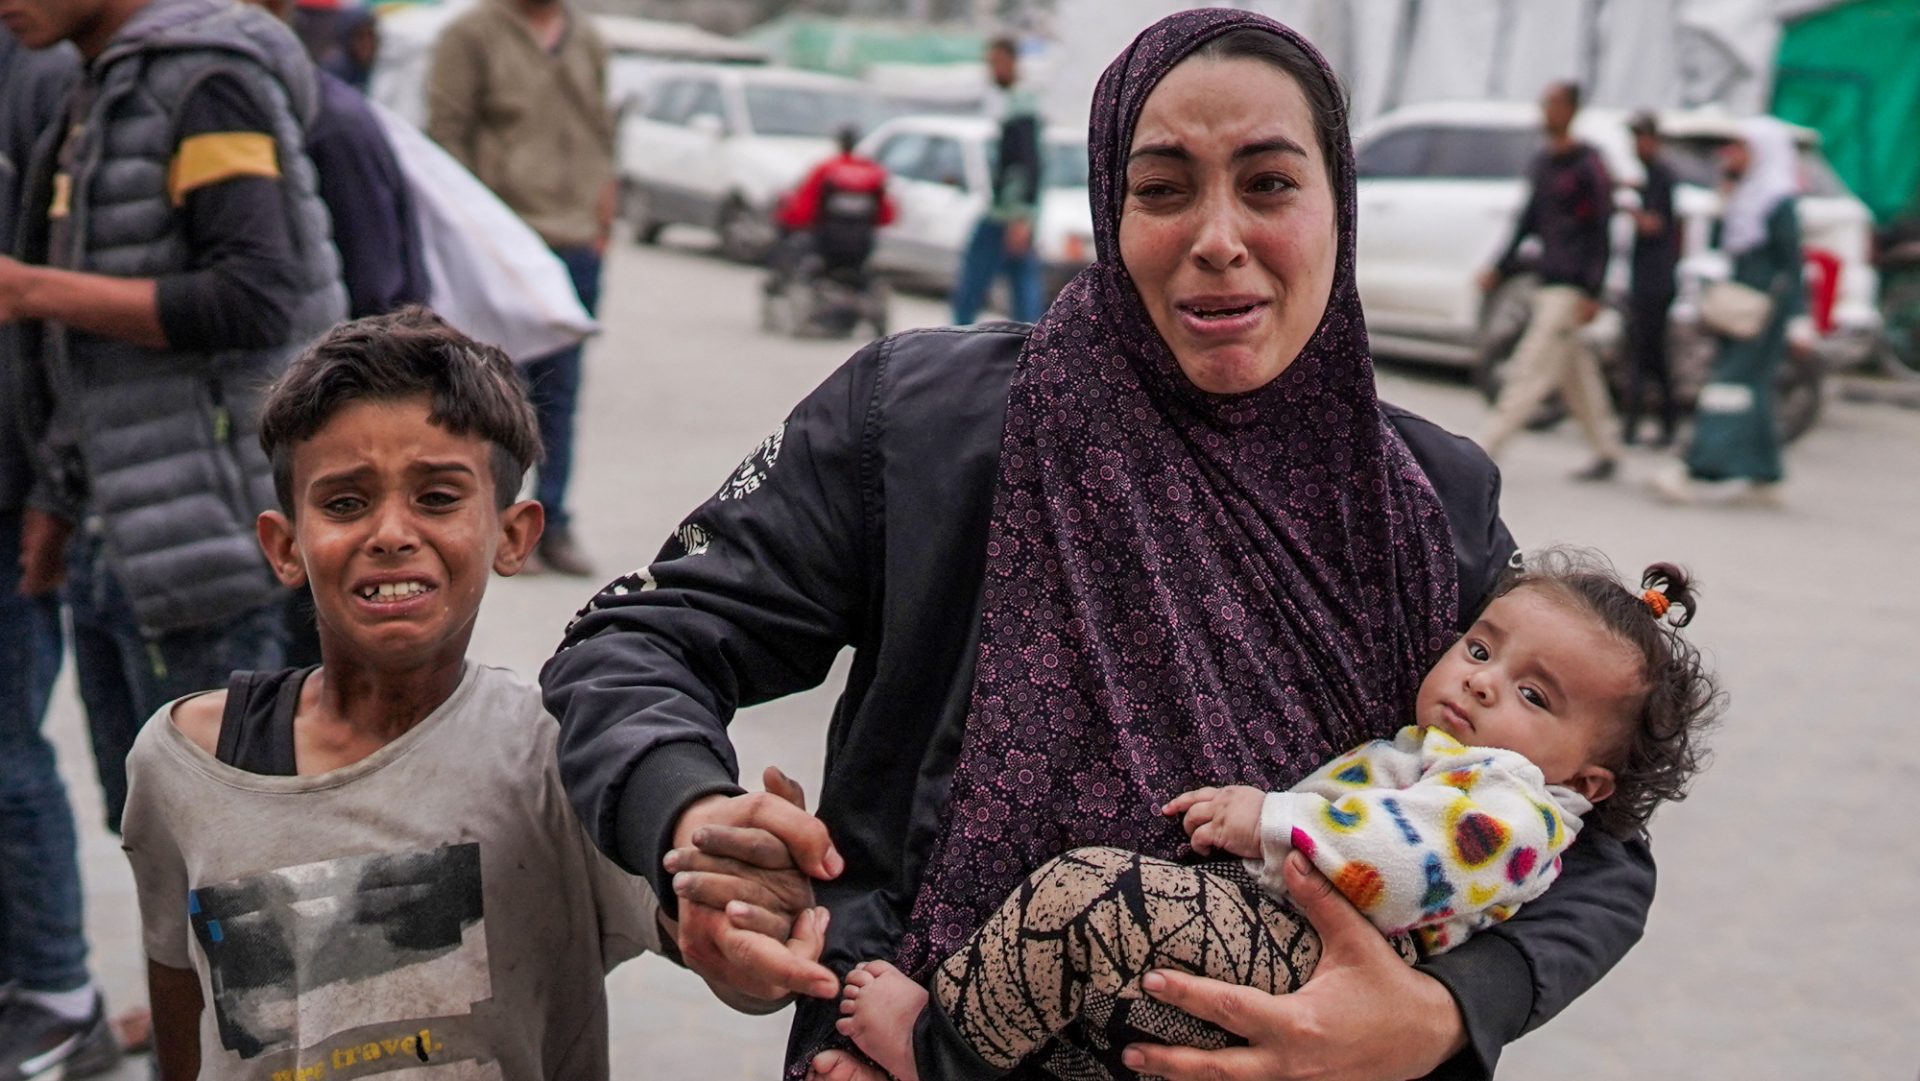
[1416,587,1641,802]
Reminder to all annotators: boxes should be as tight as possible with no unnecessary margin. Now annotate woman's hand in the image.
[1121,852,1469,1081]
[664,766,844,1005]
[1164,785,1266,859]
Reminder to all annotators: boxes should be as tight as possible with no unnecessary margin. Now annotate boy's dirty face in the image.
[257,395,541,670]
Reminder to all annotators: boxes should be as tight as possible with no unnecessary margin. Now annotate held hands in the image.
[663,766,844,1007]
[1164,785,1267,859]
[1120,852,1469,1081]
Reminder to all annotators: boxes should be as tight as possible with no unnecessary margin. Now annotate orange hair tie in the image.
[1642,589,1671,619]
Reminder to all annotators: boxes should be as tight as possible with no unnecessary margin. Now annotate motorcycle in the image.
[760,239,890,341]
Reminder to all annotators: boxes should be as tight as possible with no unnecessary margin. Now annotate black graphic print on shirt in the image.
[189,843,496,1077]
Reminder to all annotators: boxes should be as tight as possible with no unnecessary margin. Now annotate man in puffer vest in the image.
[0,0,346,846]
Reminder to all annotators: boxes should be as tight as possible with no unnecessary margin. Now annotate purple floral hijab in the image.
[896,9,1460,973]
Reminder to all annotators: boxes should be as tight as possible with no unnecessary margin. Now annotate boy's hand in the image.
[664,767,843,1004]
[1164,785,1267,859]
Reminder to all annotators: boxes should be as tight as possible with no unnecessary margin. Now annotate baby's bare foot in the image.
[807,1049,891,1081]
[835,960,927,1081]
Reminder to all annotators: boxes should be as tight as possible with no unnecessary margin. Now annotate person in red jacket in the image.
[767,127,895,294]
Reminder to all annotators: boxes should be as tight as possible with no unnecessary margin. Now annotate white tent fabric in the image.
[1038,0,1838,130]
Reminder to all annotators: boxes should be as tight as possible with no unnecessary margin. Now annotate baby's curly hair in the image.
[1492,548,1725,839]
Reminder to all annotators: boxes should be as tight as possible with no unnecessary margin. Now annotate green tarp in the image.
[745,16,984,78]
[1772,0,1920,223]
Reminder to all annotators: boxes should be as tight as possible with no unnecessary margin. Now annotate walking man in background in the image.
[428,0,616,577]
[950,35,1044,326]
[0,0,345,851]
[1478,81,1623,481]
[1621,111,1681,447]
[0,25,123,1080]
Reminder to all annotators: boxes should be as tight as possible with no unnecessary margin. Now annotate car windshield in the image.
[1660,135,1846,198]
[1424,126,1542,179]
[984,138,1089,189]
[1354,124,1542,181]
[744,86,877,138]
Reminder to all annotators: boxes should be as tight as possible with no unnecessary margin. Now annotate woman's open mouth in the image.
[1183,302,1260,320]
[1175,298,1269,336]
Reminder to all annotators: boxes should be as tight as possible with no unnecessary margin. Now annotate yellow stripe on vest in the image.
[168,132,279,206]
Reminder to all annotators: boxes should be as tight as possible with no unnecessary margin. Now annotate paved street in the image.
[60,233,1920,1080]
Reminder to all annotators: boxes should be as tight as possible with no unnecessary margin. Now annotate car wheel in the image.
[717,198,773,264]
[624,183,663,246]
[1473,276,1567,430]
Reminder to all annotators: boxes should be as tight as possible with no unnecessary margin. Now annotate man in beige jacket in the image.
[428,0,616,576]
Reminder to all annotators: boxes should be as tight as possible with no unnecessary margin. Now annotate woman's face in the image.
[1119,56,1338,395]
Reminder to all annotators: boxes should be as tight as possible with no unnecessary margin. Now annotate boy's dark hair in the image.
[1493,548,1724,839]
[259,307,542,513]
[987,35,1019,58]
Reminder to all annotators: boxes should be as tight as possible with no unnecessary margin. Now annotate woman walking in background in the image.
[1655,117,1805,505]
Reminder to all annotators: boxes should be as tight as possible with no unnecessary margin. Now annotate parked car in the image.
[618,64,882,261]
[856,114,1095,302]
[1351,100,1882,372]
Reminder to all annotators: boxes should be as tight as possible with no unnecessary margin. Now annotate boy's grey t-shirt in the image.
[122,662,661,1081]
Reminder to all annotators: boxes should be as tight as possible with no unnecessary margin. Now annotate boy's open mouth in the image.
[357,580,435,603]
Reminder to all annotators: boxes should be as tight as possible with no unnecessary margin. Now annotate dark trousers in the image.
[951,218,1043,325]
[0,507,87,993]
[65,528,286,833]
[523,246,603,532]
[1621,285,1678,443]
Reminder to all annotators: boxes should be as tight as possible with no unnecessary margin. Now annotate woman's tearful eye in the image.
[1246,173,1297,196]
[1130,179,1181,202]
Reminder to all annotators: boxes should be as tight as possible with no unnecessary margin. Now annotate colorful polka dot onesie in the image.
[1254,725,1590,954]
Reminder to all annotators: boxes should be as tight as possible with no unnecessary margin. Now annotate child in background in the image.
[832,550,1721,1081]
[122,309,660,1081]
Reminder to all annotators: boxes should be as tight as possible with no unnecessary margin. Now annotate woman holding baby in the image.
[543,10,1655,1080]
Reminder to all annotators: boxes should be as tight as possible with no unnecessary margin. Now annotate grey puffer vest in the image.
[36,0,345,635]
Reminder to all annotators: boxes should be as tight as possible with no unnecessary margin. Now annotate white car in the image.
[619,64,881,261]
[857,115,1095,301]
[1352,101,1881,367]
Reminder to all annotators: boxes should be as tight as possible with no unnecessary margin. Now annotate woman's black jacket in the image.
[542,325,1655,1079]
